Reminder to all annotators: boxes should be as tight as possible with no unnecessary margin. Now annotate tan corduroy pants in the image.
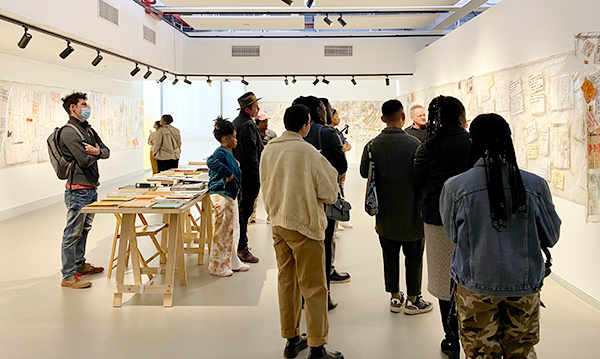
[272,226,329,347]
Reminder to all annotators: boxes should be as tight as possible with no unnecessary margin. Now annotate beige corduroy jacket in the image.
[151,124,181,160]
[260,131,339,241]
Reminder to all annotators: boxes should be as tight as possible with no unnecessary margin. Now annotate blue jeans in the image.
[61,188,97,279]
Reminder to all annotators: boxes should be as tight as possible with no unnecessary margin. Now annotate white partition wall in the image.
[400,0,600,306]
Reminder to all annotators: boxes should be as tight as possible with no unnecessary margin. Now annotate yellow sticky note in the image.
[551,170,564,189]
[527,144,538,159]
[486,74,494,90]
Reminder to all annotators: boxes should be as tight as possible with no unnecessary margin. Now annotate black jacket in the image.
[414,124,471,225]
[360,127,423,241]
[232,111,264,183]
[59,116,110,187]
[304,120,347,176]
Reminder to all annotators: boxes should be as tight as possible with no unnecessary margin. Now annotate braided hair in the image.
[469,113,526,231]
[213,116,234,142]
[425,95,464,145]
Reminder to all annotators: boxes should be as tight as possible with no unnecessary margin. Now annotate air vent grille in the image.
[232,46,260,57]
[98,0,119,26]
[324,45,353,57]
[143,25,156,44]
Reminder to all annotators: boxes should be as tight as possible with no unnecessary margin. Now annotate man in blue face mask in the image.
[58,92,110,289]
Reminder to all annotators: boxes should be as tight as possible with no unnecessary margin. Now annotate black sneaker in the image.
[284,334,308,358]
[330,269,351,283]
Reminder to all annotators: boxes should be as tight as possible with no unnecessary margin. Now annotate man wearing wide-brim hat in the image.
[232,92,263,264]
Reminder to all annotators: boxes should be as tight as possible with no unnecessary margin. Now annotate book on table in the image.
[151,202,184,209]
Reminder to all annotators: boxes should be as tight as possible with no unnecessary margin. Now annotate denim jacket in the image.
[440,160,561,297]
[207,146,241,200]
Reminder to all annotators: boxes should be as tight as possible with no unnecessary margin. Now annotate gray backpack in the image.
[47,123,85,180]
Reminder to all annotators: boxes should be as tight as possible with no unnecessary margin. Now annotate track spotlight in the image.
[143,67,152,79]
[313,76,320,86]
[130,63,141,77]
[291,76,297,84]
[159,72,167,82]
[184,76,192,85]
[59,41,74,59]
[91,51,103,66]
[385,75,390,86]
[207,76,213,85]
[284,76,289,86]
[322,76,330,85]
[306,0,314,8]
[172,76,179,85]
[324,14,333,27]
[337,14,347,27]
[351,76,357,86]
[281,0,294,5]
[241,76,249,86]
[18,27,32,49]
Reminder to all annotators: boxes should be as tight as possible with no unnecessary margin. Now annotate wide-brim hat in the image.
[237,92,262,110]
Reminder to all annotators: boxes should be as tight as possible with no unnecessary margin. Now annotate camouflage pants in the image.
[455,285,540,359]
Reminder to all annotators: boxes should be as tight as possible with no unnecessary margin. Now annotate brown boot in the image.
[237,248,259,263]
[77,263,104,275]
[61,274,92,289]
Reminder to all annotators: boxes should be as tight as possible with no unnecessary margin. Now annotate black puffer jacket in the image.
[414,124,471,225]
[304,119,347,176]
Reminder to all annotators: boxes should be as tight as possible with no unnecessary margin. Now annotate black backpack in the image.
[47,123,85,180]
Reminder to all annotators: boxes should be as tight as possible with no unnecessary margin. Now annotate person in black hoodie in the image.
[232,92,264,264]
[292,96,347,310]
[58,92,110,289]
[414,95,471,359]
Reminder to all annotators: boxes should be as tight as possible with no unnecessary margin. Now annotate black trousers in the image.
[156,159,179,173]
[378,236,424,296]
[237,178,260,251]
[439,299,459,341]
[324,218,336,290]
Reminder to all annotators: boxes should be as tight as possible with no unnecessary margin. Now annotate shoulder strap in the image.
[367,140,374,162]
[64,123,87,142]
[318,126,324,150]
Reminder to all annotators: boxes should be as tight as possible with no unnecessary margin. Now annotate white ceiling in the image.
[313,14,439,30]
[182,15,306,31]
[160,0,459,7]
[153,0,499,33]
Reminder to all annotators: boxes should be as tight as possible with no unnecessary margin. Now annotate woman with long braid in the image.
[414,96,471,358]
[440,114,561,358]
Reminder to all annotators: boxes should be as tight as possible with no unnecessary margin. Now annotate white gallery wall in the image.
[401,0,600,305]
[183,36,437,77]
[0,52,144,221]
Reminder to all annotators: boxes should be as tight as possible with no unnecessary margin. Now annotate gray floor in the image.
[0,166,598,359]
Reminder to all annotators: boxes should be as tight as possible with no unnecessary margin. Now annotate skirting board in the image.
[549,272,600,311]
[0,169,146,222]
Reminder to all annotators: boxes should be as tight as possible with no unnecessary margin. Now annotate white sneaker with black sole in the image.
[404,295,434,315]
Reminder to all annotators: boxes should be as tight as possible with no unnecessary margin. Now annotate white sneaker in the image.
[211,270,233,277]
[340,222,353,229]
[233,264,250,272]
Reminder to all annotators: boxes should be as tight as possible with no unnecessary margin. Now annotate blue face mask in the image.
[79,108,91,120]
